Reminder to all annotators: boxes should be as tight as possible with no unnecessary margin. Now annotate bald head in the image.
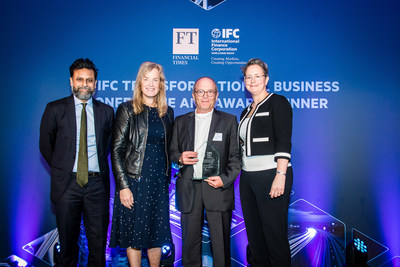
[193,77,218,92]
[192,77,219,114]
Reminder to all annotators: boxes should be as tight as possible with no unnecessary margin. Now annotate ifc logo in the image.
[211,29,221,38]
[211,28,239,39]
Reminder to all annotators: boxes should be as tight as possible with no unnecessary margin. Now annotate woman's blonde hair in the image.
[132,61,168,117]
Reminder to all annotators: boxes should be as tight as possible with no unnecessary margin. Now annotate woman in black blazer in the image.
[238,58,293,267]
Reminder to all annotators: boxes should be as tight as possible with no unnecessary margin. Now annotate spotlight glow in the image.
[308,228,317,238]
[290,227,318,257]
[8,255,27,267]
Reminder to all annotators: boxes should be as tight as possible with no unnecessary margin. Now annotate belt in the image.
[72,172,101,177]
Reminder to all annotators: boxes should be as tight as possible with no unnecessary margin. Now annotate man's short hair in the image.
[69,58,98,79]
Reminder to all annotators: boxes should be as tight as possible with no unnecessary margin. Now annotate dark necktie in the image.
[77,103,88,187]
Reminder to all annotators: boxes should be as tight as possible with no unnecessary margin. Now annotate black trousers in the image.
[181,182,232,267]
[240,168,293,267]
[55,174,109,267]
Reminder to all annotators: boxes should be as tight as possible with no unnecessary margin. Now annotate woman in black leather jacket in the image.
[109,62,174,267]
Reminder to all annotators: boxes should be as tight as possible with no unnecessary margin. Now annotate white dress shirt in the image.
[193,109,213,178]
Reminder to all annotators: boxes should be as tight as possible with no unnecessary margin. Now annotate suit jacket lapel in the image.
[66,96,77,153]
[187,112,195,151]
[93,98,102,151]
[207,109,219,142]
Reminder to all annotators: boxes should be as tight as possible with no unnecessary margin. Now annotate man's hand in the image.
[180,151,199,165]
[120,188,134,209]
[205,176,224,188]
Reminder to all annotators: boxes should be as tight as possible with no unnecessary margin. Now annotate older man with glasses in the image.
[170,77,241,267]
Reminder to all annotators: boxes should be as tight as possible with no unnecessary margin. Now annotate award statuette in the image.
[192,141,220,180]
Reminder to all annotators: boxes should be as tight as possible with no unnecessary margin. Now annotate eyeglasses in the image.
[244,74,266,81]
[194,90,216,97]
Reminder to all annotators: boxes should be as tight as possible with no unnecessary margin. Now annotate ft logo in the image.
[173,28,199,54]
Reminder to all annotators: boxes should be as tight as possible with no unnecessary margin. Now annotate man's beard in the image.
[72,86,94,101]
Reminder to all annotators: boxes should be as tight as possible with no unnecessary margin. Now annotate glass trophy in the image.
[192,141,220,180]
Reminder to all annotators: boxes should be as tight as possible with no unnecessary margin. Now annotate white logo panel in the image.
[173,28,199,55]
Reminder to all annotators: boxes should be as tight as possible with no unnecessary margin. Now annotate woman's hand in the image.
[269,173,286,198]
[120,188,134,209]
[269,158,289,198]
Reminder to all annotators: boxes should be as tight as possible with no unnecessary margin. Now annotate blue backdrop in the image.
[1,0,399,266]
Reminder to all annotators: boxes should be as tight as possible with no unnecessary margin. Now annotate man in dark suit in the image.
[40,58,114,267]
[170,77,241,267]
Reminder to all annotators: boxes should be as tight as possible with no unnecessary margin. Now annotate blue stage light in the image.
[345,238,368,266]
[160,244,175,266]
[354,238,367,253]
[55,242,61,253]
[53,241,61,265]
[162,245,171,255]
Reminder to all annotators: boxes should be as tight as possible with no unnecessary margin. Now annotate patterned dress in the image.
[110,107,172,249]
